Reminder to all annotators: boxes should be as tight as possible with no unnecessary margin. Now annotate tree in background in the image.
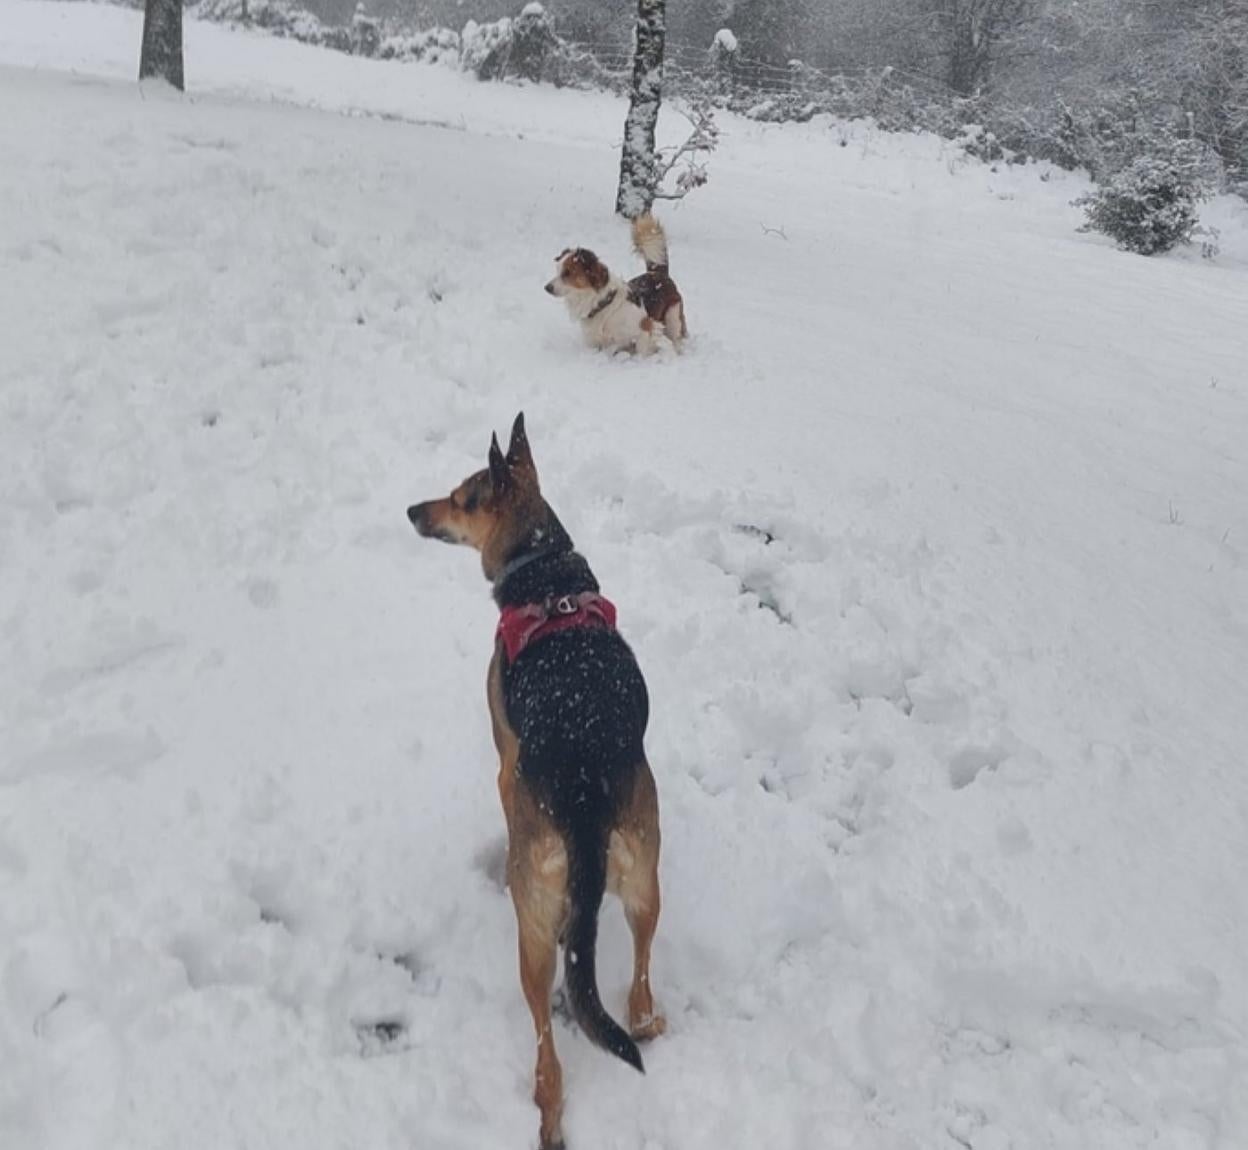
[616,0,666,217]
[140,0,185,89]
[1179,0,1248,191]
[927,0,1033,95]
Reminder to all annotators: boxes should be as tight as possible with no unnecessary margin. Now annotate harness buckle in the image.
[552,594,579,616]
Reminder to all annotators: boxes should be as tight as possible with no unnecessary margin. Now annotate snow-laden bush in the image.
[1046,92,1160,181]
[462,4,609,89]
[463,4,559,83]
[1075,144,1209,255]
[196,0,341,47]
[198,0,310,34]
[958,124,1007,164]
[378,27,460,65]
[460,15,514,77]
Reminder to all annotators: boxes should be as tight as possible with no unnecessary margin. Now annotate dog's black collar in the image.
[495,543,562,587]
[586,289,618,320]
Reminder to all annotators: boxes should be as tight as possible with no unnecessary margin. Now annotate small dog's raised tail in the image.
[562,823,645,1074]
[631,214,670,273]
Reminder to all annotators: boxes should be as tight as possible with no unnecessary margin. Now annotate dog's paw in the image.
[630,1013,667,1043]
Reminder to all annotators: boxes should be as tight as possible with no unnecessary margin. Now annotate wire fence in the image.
[543,30,985,145]
[561,37,960,103]
[193,0,1245,188]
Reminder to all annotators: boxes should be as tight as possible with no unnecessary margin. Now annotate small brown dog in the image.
[407,414,665,1150]
[545,215,687,355]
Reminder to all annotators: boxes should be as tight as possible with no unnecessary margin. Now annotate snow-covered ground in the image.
[2,4,1247,1148]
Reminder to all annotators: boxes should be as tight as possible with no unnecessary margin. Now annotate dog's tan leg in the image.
[611,764,666,1042]
[510,809,569,1150]
[622,858,664,1041]
[517,912,565,1150]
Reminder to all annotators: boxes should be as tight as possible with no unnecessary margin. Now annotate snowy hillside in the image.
[2,3,1247,1149]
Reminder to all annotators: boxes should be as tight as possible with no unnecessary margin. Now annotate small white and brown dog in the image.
[545,214,687,355]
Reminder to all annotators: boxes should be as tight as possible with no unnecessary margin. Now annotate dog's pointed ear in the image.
[488,432,510,493]
[506,411,535,475]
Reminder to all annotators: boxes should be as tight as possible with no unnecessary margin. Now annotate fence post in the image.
[709,28,737,100]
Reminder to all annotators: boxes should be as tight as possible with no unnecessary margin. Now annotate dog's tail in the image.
[563,823,645,1074]
[631,214,669,273]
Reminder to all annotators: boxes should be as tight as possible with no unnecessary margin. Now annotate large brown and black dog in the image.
[407,414,664,1150]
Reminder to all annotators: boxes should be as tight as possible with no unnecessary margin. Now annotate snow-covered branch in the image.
[651,97,718,201]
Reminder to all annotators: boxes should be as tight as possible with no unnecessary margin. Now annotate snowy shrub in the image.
[974,103,1056,167]
[378,27,460,65]
[1044,101,1088,171]
[849,69,957,138]
[195,0,235,20]
[461,16,515,78]
[957,124,1006,163]
[462,4,608,89]
[741,94,819,124]
[1057,96,1148,181]
[1035,90,1205,184]
[196,0,257,25]
[318,26,353,53]
[726,65,954,135]
[956,116,1028,166]
[1074,145,1209,255]
[199,0,455,61]
[464,4,559,84]
[741,97,779,121]
[196,0,341,48]
[1195,224,1221,260]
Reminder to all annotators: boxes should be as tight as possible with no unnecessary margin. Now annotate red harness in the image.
[496,592,617,663]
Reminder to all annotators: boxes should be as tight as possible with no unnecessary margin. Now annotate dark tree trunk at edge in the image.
[615,0,666,218]
[140,0,185,91]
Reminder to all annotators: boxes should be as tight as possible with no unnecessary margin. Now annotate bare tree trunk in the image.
[945,0,989,95]
[140,0,184,91]
[616,0,666,219]
[941,0,1028,97]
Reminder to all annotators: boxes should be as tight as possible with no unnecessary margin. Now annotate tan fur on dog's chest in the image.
[487,644,520,829]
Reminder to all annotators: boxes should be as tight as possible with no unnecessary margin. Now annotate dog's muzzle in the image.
[407,503,454,543]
